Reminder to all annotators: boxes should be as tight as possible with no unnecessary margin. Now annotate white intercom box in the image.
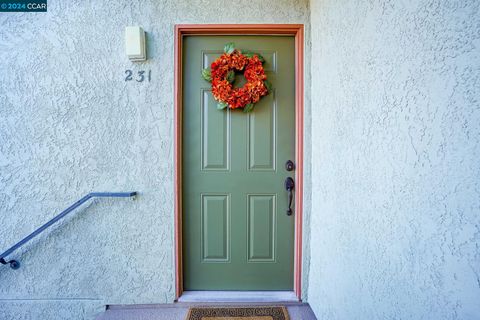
[125,26,146,61]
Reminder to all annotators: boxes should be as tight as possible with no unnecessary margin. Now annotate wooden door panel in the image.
[247,94,276,171]
[201,91,231,171]
[247,194,276,262]
[201,194,230,262]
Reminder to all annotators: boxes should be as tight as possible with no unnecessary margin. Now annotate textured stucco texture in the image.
[0,1,311,319]
[3,0,480,319]
[308,0,480,319]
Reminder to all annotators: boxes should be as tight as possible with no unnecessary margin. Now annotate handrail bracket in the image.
[0,257,20,269]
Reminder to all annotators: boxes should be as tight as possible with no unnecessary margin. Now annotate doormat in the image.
[186,306,289,320]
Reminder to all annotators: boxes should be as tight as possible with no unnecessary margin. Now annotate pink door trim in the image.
[174,24,304,300]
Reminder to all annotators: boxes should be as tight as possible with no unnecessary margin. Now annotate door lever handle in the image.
[285,177,295,216]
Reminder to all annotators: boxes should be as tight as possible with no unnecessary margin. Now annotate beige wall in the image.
[0,1,311,319]
[308,0,480,319]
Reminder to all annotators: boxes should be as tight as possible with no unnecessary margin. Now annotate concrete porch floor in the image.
[95,302,317,320]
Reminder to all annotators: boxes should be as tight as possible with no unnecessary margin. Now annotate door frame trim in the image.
[174,24,304,301]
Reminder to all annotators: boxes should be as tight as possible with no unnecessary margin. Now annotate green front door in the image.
[182,35,295,290]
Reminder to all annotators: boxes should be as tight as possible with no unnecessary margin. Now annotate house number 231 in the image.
[125,70,151,82]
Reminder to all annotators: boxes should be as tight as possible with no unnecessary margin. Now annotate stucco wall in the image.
[309,0,480,319]
[0,1,310,319]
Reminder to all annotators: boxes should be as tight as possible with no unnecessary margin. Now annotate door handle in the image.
[285,177,295,216]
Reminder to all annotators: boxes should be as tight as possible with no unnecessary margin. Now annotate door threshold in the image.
[177,291,298,303]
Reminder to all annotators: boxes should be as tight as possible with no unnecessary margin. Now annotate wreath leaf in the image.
[242,51,265,63]
[202,68,212,82]
[242,50,254,58]
[243,103,255,113]
[217,101,228,110]
[226,70,235,83]
[224,42,235,54]
[264,80,273,93]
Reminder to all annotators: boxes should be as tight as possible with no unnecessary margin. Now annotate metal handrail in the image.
[0,192,137,269]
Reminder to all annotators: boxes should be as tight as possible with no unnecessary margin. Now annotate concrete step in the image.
[95,302,317,320]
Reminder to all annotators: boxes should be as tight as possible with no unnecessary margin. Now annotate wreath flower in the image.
[202,42,272,112]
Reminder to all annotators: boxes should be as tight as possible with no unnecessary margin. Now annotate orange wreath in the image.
[202,42,272,112]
